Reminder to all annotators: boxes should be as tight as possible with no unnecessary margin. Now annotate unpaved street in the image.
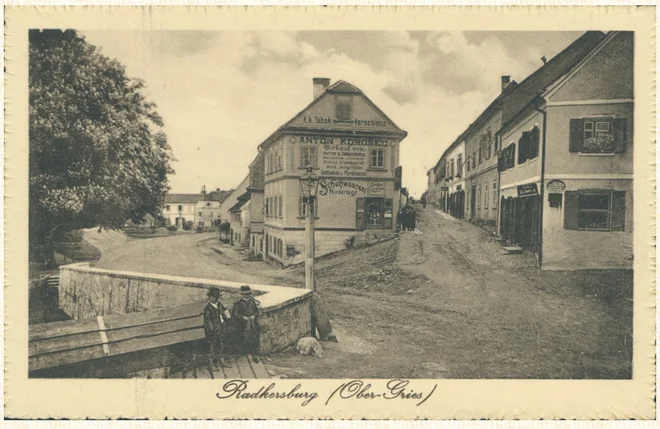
[89,207,632,379]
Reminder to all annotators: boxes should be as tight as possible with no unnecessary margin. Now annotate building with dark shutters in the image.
[497,31,633,269]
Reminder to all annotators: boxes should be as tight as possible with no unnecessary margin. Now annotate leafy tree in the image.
[29,30,174,268]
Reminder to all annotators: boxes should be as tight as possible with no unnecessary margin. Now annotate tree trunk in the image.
[311,292,337,342]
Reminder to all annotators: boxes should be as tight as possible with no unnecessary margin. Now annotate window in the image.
[569,118,627,153]
[356,198,393,229]
[206,202,211,207]
[278,150,283,171]
[472,153,476,169]
[498,143,516,171]
[336,95,352,121]
[299,196,318,217]
[371,149,385,168]
[166,205,171,211]
[449,159,454,178]
[265,198,269,217]
[478,145,482,164]
[198,212,202,217]
[518,127,540,164]
[278,196,283,219]
[178,205,183,212]
[457,154,463,177]
[301,146,318,167]
[486,129,492,159]
[564,190,626,231]
[492,181,498,209]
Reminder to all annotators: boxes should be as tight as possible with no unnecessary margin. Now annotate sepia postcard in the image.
[3,5,656,420]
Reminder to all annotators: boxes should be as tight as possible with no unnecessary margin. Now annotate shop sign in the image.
[517,183,539,197]
[546,180,566,193]
[318,179,366,197]
[368,181,386,196]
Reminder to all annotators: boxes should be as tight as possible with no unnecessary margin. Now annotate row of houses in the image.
[162,186,232,229]
[427,31,634,270]
[219,77,409,266]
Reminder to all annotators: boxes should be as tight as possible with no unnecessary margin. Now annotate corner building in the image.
[259,78,407,266]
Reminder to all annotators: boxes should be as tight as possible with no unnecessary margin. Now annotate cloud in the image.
[79,30,579,198]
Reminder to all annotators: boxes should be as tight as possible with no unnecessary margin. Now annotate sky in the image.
[80,30,584,198]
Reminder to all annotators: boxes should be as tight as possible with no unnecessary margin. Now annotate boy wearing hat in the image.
[204,287,231,368]
[232,285,261,362]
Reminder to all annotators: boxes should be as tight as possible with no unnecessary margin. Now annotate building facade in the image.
[441,139,466,218]
[498,31,634,270]
[255,78,407,266]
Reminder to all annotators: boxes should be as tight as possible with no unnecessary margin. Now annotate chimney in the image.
[201,185,206,195]
[313,77,331,99]
[216,188,220,192]
[501,75,511,92]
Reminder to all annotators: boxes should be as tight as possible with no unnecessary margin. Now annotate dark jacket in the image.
[232,297,261,320]
[203,301,228,340]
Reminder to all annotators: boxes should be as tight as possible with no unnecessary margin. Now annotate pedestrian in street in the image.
[232,285,262,363]
[204,287,231,368]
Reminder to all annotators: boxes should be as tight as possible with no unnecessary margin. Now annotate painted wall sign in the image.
[517,183,539,197]
[368,181,386,196]
[293,135,392,147]
[301,116,389,128]
[546,180,566,193]
[318,179,366,197]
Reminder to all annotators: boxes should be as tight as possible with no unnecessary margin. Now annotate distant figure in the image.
[232,285,262,363]
[421,194,427,209]
[204,287,231,368]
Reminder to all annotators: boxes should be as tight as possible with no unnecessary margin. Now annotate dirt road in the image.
[88,209,632,379]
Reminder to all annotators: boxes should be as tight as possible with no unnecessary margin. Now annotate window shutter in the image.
[564,191,579,230]
[530,126,540,159]
[613,118,628,153]
[518,135,525,164]
[298,196,303,217]
[611,190,626,231]
[356,198,366,229]
[569,119,584,152]
[383,199,393,229]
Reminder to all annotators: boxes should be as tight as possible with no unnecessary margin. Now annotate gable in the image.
[285,86,404,134]
[549,32,634,102]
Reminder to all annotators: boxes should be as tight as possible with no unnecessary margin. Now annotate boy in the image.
[203,287,231,368]
[232,285,261,362]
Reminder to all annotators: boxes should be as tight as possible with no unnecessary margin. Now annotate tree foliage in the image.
[29,30,174,265]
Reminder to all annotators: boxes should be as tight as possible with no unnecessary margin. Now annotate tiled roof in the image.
[500,31,607,126]
[165,194,203,204]
[204,190,232,203]
[326,80,362,94]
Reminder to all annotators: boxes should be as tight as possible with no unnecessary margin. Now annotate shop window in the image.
[301,146,318,167]
[569,118,627,153]
[299,196,319,217]
[370,149,385,169]
[336,95,353,121]
[356,198,393,229]
[564,190,626,231]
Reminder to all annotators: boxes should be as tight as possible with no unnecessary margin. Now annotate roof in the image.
[258,79,407,151]
[228,192,250,212]
[165,194,203,204]
[204,189,232,204]
[499,31,607,128]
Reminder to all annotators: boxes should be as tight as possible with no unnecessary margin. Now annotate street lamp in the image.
[299,167,320,291]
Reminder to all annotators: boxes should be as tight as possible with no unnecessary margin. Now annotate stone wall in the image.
[58,263,312,353]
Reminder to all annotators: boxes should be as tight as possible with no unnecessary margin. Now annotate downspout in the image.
[534,98,548,269]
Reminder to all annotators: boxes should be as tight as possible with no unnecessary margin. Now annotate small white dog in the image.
[296,337,324,358]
